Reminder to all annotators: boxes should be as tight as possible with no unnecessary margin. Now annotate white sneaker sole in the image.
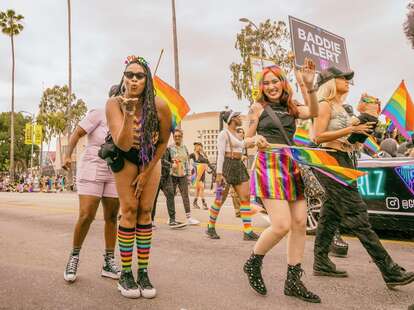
[101,269,120,279]
[139,286,157,299]
[187,221,200,226]
[117,283,141,299]
[63,272,76,283]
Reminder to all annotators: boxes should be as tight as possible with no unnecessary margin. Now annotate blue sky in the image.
[1,0,413,121]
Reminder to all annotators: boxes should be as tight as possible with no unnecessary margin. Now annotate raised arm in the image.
[295,58,318,119]
[106,97,135,152]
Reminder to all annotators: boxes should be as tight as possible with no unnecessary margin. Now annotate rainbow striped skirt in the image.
[250,150,304,201]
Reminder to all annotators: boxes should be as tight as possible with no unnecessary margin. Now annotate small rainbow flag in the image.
[281,148,339,167]
[277,147,366,185]
[363,136,380,154]
[381,80,414,139]
[191,163,208,186]
[293,128,312,146]
[153,76,190,130]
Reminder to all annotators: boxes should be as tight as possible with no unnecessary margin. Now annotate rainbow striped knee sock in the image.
[118,226,135,272]
[240,200,253,234]
[136,223,152,270]
[208,200,223,229]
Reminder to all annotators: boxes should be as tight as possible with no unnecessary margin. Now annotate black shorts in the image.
[120,148,143,167]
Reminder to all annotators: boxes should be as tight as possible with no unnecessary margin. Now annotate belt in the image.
[225,152,242,160]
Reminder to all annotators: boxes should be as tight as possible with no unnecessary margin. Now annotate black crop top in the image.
[256,104,296,144]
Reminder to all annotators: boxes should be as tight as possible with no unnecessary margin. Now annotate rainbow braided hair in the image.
[115,55,159,165]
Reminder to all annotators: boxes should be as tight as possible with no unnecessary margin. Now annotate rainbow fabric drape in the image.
[293,128,312,146]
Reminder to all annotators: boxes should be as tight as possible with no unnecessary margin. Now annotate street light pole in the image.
[171,0,180,93]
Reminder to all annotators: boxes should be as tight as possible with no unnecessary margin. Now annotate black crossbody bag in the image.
[263,105,327,205]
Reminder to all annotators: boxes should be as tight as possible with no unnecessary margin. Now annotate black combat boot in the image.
[329,230,349,258]
[377,256,414,289]
[243,253,267,295]
[284,264,321,303]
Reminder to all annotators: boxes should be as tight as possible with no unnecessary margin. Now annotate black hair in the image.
[114,59,159,165]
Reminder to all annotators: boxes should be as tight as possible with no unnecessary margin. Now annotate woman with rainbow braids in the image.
[105,55,171,299]
[243,58,321,303]
[206,110,259,241]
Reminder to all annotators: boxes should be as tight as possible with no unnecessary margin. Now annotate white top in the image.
[216,129,245,174]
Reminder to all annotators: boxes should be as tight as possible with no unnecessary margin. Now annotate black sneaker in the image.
[117,270,141,298]
[243,231,259,241]
[193,200,200,209]
[202,200,208,210]
[101,254,121,279]
[206,227,220,239]
[137,269,156,299]
[64,254,80,282]
[168,219,187,229]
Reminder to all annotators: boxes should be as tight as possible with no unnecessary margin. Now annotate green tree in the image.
[0,112,39,173]
[36,85,87,163]
[230,19,293,104]
[0,9,24,181]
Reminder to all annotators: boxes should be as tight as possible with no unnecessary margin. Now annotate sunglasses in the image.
[124,71,146,80]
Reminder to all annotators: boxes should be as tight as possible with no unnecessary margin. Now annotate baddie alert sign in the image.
[288,16,351,73]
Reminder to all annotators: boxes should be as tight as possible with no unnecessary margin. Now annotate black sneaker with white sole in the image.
[101,254,121,279]
[137,269,156,299]
[64,254,80,282]
[117,270,141,298]
[169,219,187,229]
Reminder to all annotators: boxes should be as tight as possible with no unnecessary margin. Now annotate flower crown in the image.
[124,55,149,66]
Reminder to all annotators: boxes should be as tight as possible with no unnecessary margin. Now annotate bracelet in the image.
[307,88,318,94]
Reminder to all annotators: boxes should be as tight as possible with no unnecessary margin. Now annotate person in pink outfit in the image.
[63,86,120,283]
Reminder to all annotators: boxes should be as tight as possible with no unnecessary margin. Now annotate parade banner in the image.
[34,124,43,146]
[24,123,33,145]
[288,16,351,73]
[250,56,276,100]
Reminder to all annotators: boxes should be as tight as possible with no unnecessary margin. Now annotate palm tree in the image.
[0,9,24,182]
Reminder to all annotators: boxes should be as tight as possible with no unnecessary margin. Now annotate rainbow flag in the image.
[363,136,380,154]
[381,80,414,139]
[293,128,312,146]
[278,147,366,185]
[153,76,190,130]
[191,163,208,186]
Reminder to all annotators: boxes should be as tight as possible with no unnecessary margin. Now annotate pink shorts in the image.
[76,179,118,198]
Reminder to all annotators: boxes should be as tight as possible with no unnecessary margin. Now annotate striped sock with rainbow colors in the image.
[136,223,152,270]
[118,226,135,272]
[208,200,223,229]
[240,200,253,234]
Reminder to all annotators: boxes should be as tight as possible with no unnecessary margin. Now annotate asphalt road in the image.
[0,192,413,310]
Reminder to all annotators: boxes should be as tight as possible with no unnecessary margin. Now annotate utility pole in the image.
[171,0,180,92]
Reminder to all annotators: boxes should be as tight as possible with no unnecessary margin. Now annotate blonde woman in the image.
[313,67,414,289]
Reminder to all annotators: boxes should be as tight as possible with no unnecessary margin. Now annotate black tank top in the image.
[257,104,296,144]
